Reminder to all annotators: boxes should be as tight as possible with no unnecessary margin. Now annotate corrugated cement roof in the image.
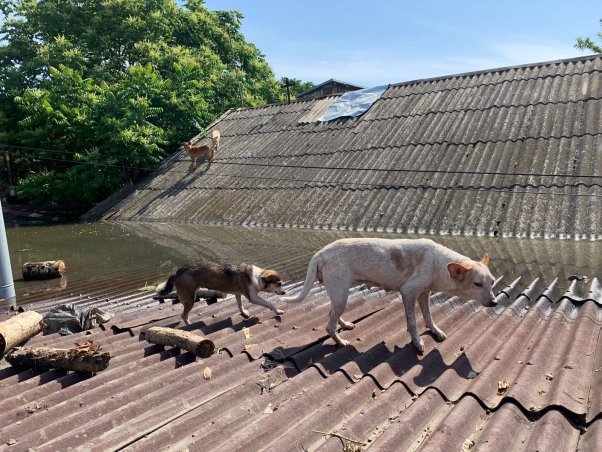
[1,272,601,451]
[86,55,602,239]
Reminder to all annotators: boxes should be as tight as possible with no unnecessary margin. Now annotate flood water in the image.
[4,221,602,306]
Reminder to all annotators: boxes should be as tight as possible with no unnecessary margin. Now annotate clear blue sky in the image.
[204,0,600,87]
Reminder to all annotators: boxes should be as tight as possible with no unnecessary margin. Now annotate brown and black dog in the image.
[183,130,220,172]
[156,262,285,325]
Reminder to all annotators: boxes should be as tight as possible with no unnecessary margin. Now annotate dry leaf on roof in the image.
[242,327,252,339]
[137,284,156,292]
[73,340,102,353]
[24,401,49,413]
[497,379,510,395]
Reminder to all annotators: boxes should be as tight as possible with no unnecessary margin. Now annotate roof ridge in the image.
[389,53,601,88]
[223,54,601,114]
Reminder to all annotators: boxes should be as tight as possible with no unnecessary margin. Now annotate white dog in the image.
[282,238,496,353]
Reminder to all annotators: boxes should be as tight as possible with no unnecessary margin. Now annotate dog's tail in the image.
[156,274,176,296]
[281,255,320,303]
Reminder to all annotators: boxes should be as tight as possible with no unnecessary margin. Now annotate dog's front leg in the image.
[236,293,250,318]
[418,290,446,341]
[400,288,424,354]
[206,149,213,170]
[248,288,284,315]
[188,155,197,172]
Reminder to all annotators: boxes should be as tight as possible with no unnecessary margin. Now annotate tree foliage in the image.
[575,19,602,54]
[0,0,289,205]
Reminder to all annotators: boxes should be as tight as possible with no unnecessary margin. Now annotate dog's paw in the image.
[433,329,447,341]
[240,309,251,319]
[413,338,425,355]
[337,339,351,347]
[275,309,285,315]
[341,322,355,330]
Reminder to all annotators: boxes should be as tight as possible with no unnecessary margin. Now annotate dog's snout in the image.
[482,298,497,308]
[277,290,286,295]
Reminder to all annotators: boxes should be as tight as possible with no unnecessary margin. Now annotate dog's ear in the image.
[448,262,470,280]
[261,275,277,288]
[480,253,490,266]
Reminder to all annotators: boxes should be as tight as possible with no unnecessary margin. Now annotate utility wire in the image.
[3,148,601,197]
[2,142,602,181]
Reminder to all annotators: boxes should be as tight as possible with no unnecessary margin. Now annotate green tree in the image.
[0,0,288,206]
[575,19,602,53]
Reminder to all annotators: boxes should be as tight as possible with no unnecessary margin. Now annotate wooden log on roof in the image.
[5,340,110,373]
[145,326,215,358]
[153,288,226,305]
[0,310,44,357]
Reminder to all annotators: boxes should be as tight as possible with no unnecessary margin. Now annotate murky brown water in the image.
[5,221,602,305]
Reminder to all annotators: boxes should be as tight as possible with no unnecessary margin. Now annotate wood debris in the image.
[497,379,510,395]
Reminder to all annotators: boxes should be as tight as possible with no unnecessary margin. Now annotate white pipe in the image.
[0,199,16,307]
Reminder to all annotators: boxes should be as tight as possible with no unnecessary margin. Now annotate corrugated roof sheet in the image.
[85,55,602,239]
[1,272,601,450]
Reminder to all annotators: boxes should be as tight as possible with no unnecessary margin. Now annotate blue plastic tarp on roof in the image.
[318,85,388,121]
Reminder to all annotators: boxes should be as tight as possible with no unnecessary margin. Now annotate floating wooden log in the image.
[22,260,66,280]
[5,340,110,373]
[154,289,226,305]
[145,326,215,358]
[0,310,44,357]
[196,289,226,300]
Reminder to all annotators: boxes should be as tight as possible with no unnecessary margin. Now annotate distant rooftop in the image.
[295,78,365,101]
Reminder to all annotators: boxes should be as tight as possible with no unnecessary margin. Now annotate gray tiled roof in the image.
[89,55,602,239]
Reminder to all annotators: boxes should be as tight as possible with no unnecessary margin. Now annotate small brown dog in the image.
[156,262,285,325]
[183,130,220,172]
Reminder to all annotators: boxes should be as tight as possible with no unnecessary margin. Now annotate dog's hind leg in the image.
[179,289,196,326]
[418,290,446,341]
[236,293,250,318]
[324,283,352,347]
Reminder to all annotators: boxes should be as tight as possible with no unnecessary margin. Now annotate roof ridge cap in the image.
[389,53,601,88]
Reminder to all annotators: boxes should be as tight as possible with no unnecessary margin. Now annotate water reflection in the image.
[5,221,602,305]
[6,222,182,304]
